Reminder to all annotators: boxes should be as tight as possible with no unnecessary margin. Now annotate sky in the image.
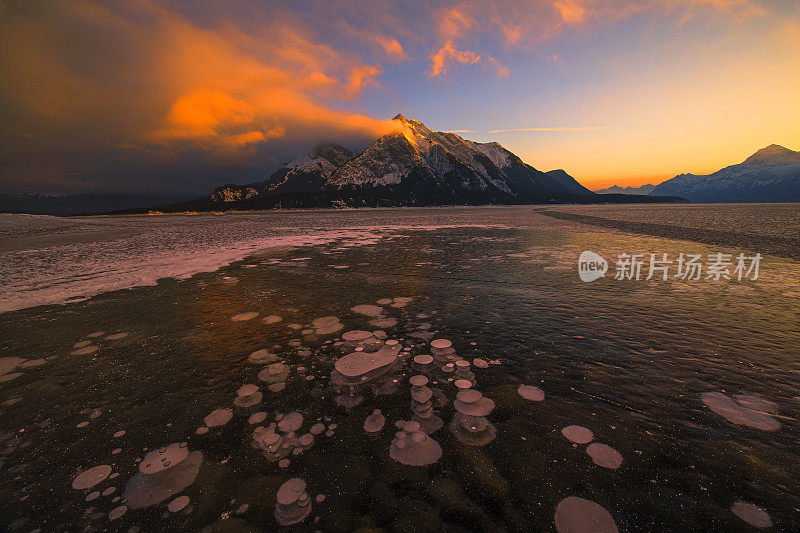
[0,0,799,194]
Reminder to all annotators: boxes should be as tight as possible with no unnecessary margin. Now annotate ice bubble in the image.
[231,312,259,321]
[335,345,402,378]
[112,448,122,455]
[108,505,128,520]
[316,494,326,503]
[204,409,233,428]
[733,394,779,414]
[413,354,434,368]
[113,430,126,438]
[76,421,90,428]
[275,478,311,526]
[234,391,262,409]
[269,382,286,392]
[123,450,202,509]
[364,410,386,435]
[106,333,129,340]
[377,298,393,305]
[410,375,429,387]
[731,501,773,528]
[73,465,112,490]
[391,297,413,308]
[73,341,92,349]
[342,330,374,342]
[248,349,280,364]
[369,318,398,328]
[389,430,442,466]
[457,389,483,404]
[431,339,452,349]
[20,358,46,368]
[168,495,190,513]
[85,491,100,502]
[411,387,434,403]
[278,459,291,468]
[473,358,489,369]
[263,315,283,324]
[278,412,304,433]
[258,363,290,383]
[237,384,259,397]
[350,304,384,317]
[87,332,104,338]
[195,427,209,435]
[102,486,116,496]
[310,423,325,435]
[450,412,497,446]
[298,433,314,446]
[555,497,618,533]
[518,385,545,402]
[701,392,781,431]
[561,426,594,444]
[586,443,623,469]
[454,379,472,390]
[71,346,98,356]
[249,412,268,425]
[140,443,189,475]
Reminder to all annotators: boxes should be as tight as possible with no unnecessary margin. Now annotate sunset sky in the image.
[1,0,799,193]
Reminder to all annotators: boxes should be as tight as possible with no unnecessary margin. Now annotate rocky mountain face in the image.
[209,115,596,208]
[650,144,800,203]
[595,184,656,195]
[545,169,594,194]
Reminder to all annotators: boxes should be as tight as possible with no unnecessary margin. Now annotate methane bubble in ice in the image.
[278,412,304,433]
[263,315,283,324]
[168,495,190,513]
[342,330,374,342]
[473,358,489,369]
[71,346,98,356]
[364,409,386,435]
[123,445,202,509]
[310,423,325,435]
[562,425,594,444]
[108,505,127,520]
[731,502,773,528]
[701,392,781,431]
[389,425,443,466]
[231,312,259,321]
[85,491,100,502]
[350,304,384,317]
[237,384,259,397]
[275,478,312,526]
[518,385,545,402]
[335,345,401,378]
[106,332,129,340]
[72,465,113,490]
[555,497,618,533]
[391,297,413,308]
[249,349,279,364]
[377,298,393,305]
[369,318,398,328]
[586,443,623,469]
[454,379,472,390]
[204,409,233,428]
[113,430,126,438]
[431,339,452,349]
[249,412,268,425]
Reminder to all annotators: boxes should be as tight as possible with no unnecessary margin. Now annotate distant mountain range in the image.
[595,184,656,195]
[0,193,194,216]
[117,115,682,213]
[650,144,800,203]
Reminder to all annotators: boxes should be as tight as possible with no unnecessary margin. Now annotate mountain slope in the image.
[545,169,593,194]
[595,184,656,195]
[650,144,800,203]
[209,114,587,207]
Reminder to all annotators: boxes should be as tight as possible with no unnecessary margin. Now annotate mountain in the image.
[595,184,656,195]
[208,114,589,208]
[650,144,800,203]
[113,115,686,213]
[0,192,195,216]
[545,169,594,194]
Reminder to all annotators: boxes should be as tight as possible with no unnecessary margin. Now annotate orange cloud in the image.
[375,36,408,61]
